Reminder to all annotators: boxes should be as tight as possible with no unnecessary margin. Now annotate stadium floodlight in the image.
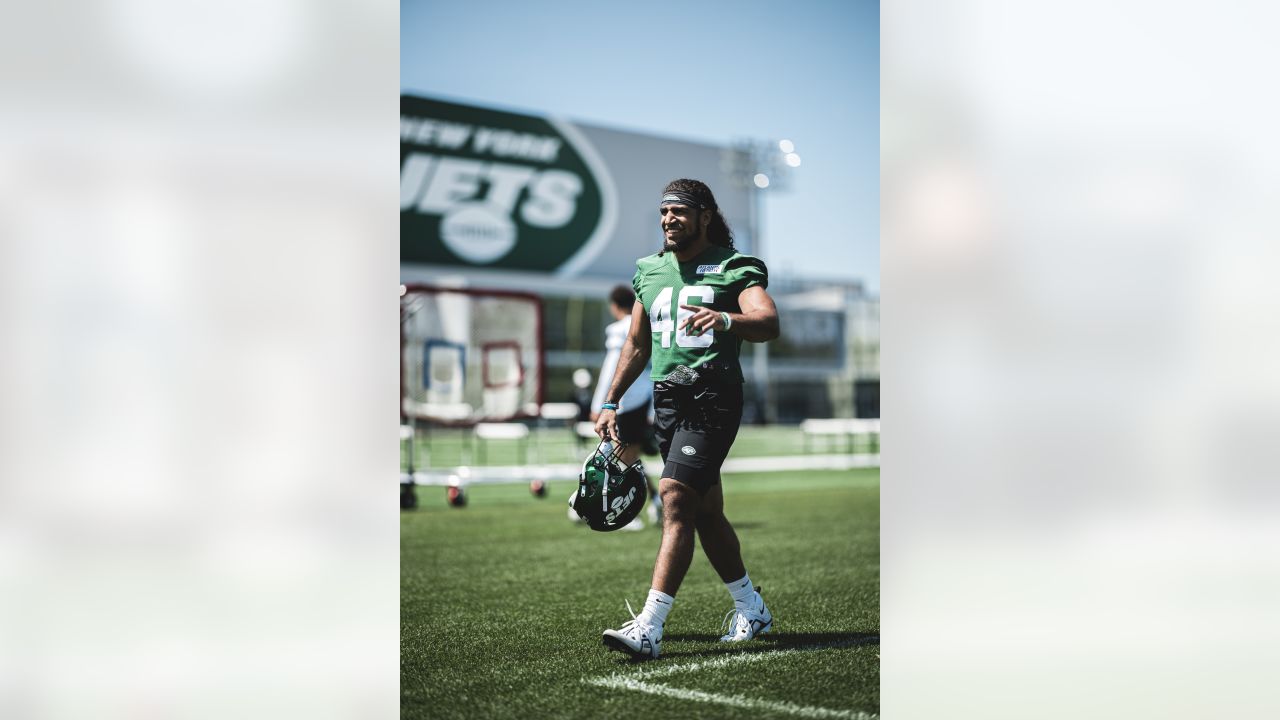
[779,139,795,153]
[753,173,770,188]
[785,153,802,167]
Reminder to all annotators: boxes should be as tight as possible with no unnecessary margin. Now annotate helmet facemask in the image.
[571,440,648,531]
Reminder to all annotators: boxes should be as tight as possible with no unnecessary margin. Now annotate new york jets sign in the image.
[400,95,617,275]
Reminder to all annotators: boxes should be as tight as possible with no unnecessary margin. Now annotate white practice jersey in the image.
[592,318,654,415]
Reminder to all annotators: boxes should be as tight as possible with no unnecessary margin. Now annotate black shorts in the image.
[653,379,744,495]
[614,407,649,445]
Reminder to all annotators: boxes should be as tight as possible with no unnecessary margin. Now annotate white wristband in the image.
[720,312,733,330]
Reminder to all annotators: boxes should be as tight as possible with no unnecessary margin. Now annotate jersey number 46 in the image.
[650,286,714,349]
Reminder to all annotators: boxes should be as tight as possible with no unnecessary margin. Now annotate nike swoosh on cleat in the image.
[603,633,656,658]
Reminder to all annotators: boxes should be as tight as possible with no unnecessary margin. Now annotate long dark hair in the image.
[662,178,735,250]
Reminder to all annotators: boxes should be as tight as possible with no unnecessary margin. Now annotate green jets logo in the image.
[400,95,616,274]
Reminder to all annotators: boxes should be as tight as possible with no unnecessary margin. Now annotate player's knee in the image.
[660,482,697,524]
[694,509,726,533]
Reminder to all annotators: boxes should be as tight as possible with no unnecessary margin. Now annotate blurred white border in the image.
[885,1,1280,718]
[0,2,398,717]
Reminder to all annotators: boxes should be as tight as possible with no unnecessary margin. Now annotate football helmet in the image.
[569,440,648,531]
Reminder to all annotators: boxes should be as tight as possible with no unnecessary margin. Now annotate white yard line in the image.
[406,454,880,485]
[623,637,878,681]
[585,677,877,720]
[584,637,879,720]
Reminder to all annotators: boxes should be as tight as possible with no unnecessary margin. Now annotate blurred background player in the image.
[596,178,780,659]
[587,285,661,529]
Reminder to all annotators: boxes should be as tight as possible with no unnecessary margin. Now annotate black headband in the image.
[660,191,710,209]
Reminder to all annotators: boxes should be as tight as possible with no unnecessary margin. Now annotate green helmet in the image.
[569,440,648,531]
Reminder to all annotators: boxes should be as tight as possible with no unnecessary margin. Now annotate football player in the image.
[596,179,780,659]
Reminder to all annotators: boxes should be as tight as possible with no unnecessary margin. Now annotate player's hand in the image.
[594,408,620,443]
[679,304,726,336]
[589,410,599,422]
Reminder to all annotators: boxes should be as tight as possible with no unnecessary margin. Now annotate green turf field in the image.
[401,469,880,719]
[402,424,876,469]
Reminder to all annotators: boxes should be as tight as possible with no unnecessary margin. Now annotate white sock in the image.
[726,573,756,610]
[638,589,674,629]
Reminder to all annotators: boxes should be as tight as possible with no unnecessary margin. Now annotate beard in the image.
[663,232,696,253]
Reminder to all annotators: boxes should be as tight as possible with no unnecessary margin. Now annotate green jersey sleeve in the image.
[724,254,768,293]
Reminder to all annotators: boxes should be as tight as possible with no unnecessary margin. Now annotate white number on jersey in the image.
[651,285,715,349]
[675,286,714,348]
[650,286,674,347]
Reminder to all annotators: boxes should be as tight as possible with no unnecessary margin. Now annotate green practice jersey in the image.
[632,245,769,383]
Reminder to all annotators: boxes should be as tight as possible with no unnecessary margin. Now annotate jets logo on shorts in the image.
[681,446,697,456]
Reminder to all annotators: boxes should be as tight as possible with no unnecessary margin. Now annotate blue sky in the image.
[401,0,879,293]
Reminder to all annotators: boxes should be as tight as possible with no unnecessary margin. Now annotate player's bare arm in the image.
[595,301,652,442]
[678,285,779,342]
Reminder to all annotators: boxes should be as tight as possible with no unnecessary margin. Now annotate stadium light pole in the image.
[730,138,799,424]
[749,172,771,424]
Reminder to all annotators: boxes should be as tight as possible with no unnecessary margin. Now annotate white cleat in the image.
[719,586,773,642]
[602,600,662,659]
